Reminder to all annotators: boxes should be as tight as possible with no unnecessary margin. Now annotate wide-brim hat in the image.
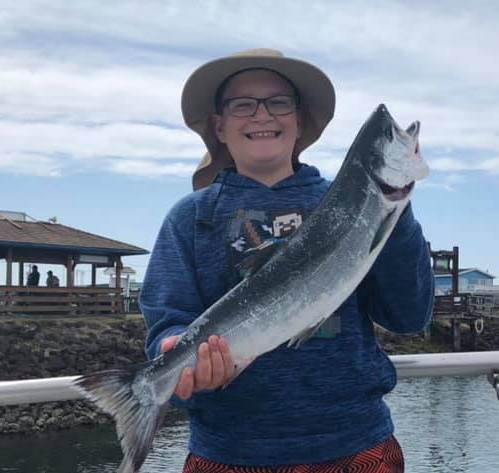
[182,48,335,190]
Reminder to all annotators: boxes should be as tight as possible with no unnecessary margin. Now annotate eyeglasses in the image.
[221,95,299,117]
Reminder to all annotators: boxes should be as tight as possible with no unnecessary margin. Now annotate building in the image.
[434,268,496,295]
[0,210,148,316]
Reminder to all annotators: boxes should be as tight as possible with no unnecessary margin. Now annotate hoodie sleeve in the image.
[139,199,205,409]
[358,203,435,334]
[140,199,204,358]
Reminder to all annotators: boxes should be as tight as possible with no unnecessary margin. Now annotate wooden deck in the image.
[0,286,123,316]
[434,293,499,320]
[433,292,499,351]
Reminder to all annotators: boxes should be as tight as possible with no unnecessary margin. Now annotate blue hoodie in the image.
[140,164,434,466]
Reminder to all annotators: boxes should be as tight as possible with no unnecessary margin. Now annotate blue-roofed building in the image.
[435,268,496,295]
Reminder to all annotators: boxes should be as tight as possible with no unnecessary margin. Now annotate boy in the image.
[140,49,433,472]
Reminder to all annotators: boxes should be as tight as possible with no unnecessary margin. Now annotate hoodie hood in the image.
[214,164,325,190]
[193,164,328,227]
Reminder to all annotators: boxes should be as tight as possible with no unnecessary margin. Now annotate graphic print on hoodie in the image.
[227,207,341,339]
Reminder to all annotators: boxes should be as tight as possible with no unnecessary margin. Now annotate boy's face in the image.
[213,69,301,178]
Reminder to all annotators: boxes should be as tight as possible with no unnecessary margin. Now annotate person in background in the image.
[26,265,40,287]
[46,270,60,288]
[140,49,434,473]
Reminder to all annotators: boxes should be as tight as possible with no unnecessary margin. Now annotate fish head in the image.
[359,104,429,202]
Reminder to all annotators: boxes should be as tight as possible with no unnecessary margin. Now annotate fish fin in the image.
[75,368,173,473]
[236,240,281,278]
[369,208,397,253]
[287,317,329,348]
[222,356,256,389]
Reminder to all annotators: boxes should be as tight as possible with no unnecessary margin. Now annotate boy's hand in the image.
[160,335,235,400]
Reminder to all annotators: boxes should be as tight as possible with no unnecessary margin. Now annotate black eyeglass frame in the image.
[220,94,300,117]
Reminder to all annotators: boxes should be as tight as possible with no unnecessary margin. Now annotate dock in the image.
[430,243,499,351]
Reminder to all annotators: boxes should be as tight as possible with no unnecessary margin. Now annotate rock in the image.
[5,410,18,423]
[45,357,67,371]
[115,355,133,365]
[0,337,10,353]
[86,343,100,354]
[382,342,395,354]
[19,415,35,428]
[52,408,64,418]
[18,323,39,340]
[44,417,57,427]
[0,316,146,434]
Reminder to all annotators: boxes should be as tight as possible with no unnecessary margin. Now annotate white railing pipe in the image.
[1,351,498,407]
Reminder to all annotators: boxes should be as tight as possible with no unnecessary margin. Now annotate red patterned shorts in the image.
[183,436,404,473]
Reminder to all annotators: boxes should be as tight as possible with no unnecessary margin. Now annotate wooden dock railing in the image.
[434,293,499,320]
[434,294,469,318]
[0,286,123,316]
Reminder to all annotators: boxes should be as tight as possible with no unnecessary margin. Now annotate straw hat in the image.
[182,48,335,190]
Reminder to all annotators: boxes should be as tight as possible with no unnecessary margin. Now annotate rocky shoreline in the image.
[1,315,499,435]
[0,316,144,435]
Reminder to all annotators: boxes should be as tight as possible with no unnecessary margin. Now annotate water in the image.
[388,376,499,472]
[1,376,498,472]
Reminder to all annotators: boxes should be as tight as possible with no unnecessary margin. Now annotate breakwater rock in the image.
[0,316,146,434]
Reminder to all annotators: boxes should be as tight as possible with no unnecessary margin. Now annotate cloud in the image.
[108,159,196,178]
[429,158,474,172]
[477,157,499,174]
[0,120,204,170]
[419,173,466,192]
[0,152,61,177]
[429,156,499,174]
[0,1,498,182]
[4,0,495,88]
[0,66,186,124]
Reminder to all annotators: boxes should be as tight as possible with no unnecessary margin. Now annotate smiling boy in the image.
[140,49,433,472]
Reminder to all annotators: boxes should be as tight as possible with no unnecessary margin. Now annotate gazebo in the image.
[0,211,148,316]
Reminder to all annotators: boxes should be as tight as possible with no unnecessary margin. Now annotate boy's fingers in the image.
[194,342,212,390]
[219,337,235,378]
[209,336,225,387]
[176,367,194,400]
[160,336,179,353]
[171,336,233,395]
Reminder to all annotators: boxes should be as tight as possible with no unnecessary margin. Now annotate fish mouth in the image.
[375,178,415,201]
[371,106,419,200]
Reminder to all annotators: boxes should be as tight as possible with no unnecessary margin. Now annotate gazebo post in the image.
[91,264,96,287]
[66,254,74,288]
[19,262,24,286]
[6,248,13,286]
[114,257,123,314]
[115,257,122,289]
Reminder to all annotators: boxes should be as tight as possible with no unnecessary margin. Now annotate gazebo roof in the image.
[0,218,148,256]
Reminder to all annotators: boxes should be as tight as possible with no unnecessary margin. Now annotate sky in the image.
[0,0,498,285]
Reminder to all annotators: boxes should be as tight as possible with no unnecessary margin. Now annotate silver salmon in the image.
[74,104,429,473]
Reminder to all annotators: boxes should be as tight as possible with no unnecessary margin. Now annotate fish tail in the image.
[75,367,172,473]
